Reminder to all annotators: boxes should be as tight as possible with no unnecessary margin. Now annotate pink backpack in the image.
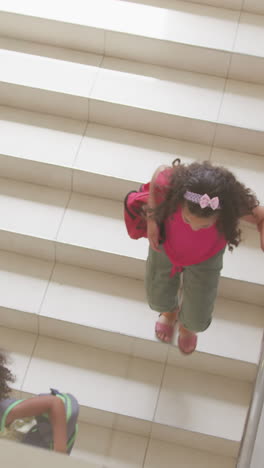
[124,183,150,239]
[124,161,178,240]
[124,182,166,241]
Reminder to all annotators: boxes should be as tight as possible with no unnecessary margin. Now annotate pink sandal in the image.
[155,313,178,343]
[178,326,197,354]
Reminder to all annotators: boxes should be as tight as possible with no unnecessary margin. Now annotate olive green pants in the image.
[145,246,224,332]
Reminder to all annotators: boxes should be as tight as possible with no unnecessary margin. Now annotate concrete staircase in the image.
[0,0,263,466]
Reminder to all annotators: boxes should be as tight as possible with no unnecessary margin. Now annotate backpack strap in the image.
[57,392,79,453]
[124,191,138,219]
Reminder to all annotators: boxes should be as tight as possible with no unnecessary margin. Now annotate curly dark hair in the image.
[153,160,259,251]
[0,351,15,400]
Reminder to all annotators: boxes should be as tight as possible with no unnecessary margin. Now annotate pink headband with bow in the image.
[184,191,221,210]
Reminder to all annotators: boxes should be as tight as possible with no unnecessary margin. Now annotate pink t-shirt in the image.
[155,168,227,274]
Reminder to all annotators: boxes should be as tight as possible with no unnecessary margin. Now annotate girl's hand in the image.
[241,206,264,251]
[257,219,264,251]
[147,218,161,252]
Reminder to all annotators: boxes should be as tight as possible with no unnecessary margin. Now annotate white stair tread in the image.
[185,297,264,364]
[0,37,102,97]
[57,192,147,260]
[0,322,243,460]
[2,0,263,65]
[74,122,264,202]
[183,0,242,10]
[1,107,263,205]
[0,437,95,468]
[0,250,53,333]
[40,262,264,366]
[0,0,241,52]
[18,333,251,444]
[73,421,236,468]
[4,326,162,426]
[0,109,209,195]
[243,0,264,15]
[4,0,263,81]
[0,106,86,190]
[0,52,93,119]
[73,422,147,468]
[0,319,248,459]
[235,12,264,58]
[2,40,264,141]
[0,106,86,169]
[223,227,263,285]
[183,0,264,15]
[218,79,264,132]
[73,123,209,193]
[91,57,225,123]
[1,109,263,209]
[0,176,261,287]
[0,38,224,122]
[23,335,163,425]
[144,437,236,468]
[0,177,69,241]
[155,364,251,441]
[91,56,264,133]
[0,251,262,379]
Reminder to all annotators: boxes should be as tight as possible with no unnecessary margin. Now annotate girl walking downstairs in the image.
[145,160,264,353]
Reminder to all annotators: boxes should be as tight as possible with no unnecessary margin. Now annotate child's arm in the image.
[5,395,67,453]
[241,205,264,251]
[148,164,169,211]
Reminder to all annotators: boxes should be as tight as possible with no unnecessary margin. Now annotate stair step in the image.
[72,420,236,468]
[0,250,52,333]
[243,0,264,14]
[183,0,264,14]
[0,177,261,302]
[231,12,264,84]
[0,37,102,120]
[0,106,86,191]
[72,422,148,468]
[1,108,264,204]
[0,106,209,194]
[182,0,242,9]
[0,419,236,468]
[1,108,263,207]
[1,250,262,381]
[1,1,264,83]
[0,437,95,468]
[89,56,264,154]
[0,177,69,261]
[5,387,238,468]
[1,325,251,457]
[1,38,264,154]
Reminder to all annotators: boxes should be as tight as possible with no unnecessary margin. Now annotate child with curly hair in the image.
[0,350,77,453]
[145,160,264,353]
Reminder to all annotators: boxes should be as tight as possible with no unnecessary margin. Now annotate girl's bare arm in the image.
[241,205,264,224]
[241,205,264,251]
[147,165,169,212]
[6,395,67,453]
